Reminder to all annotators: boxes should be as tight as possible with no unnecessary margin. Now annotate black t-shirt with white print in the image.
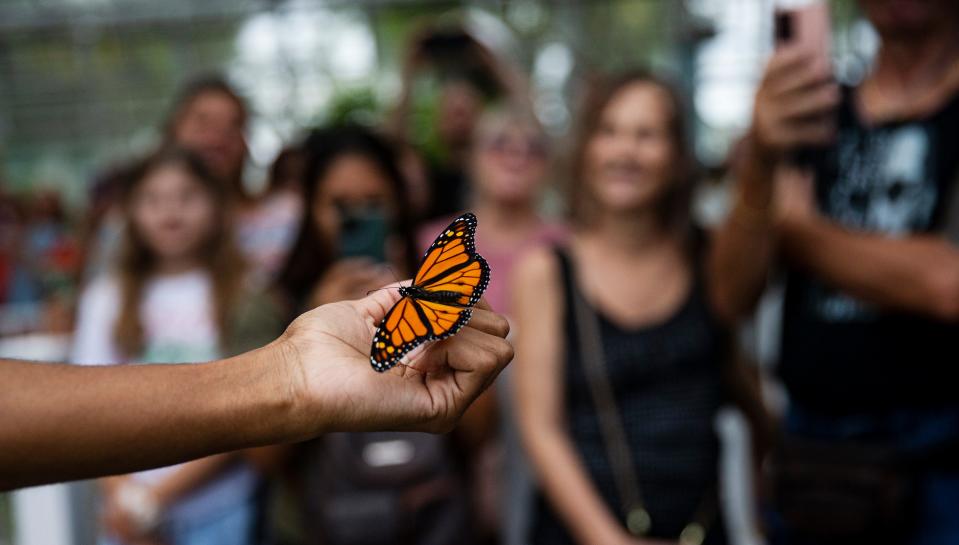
[779,85,959,413]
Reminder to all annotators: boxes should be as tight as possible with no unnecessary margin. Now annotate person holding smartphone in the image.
[272,124,476,545]
[278,125,418,310]
[388,22,530,222]
[711,1,959,543]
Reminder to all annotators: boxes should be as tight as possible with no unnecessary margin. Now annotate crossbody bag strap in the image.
[566,255,650,536]
[942,164,959,244]
[564,249,715,545]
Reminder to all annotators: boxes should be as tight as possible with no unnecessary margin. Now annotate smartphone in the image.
[775,1,833,165]
[774,1,832,75]
[338,205,388,263]
[420,29,474,60]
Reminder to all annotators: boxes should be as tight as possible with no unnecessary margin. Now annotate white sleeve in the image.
[70,276,124,366]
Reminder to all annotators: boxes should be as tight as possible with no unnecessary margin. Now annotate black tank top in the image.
[531,247,727,544]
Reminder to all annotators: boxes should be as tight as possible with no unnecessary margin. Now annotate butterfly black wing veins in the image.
[369,213,490,372]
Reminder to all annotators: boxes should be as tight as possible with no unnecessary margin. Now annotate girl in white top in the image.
[72,147,280,545]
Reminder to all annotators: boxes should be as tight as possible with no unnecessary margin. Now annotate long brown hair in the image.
[567,69,698,233]
[113,147,246,358]
[277,124,418,311]
[162,74,250,201]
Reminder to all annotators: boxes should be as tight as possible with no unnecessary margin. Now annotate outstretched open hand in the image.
[279,283,512,435]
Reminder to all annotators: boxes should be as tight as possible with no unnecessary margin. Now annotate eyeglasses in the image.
[481,134,549,159]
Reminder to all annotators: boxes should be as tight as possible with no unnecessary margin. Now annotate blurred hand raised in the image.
[751,45,840,156]
[280,282,513,434]
[309,258,397,307]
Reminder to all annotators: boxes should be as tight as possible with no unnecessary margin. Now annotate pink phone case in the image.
[777,2,832,74]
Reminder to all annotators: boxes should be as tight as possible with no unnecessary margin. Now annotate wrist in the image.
[729,190,773,231]
[778,210,824,257]
[743,129,779,172]
[114,480,161,533]
[734,135,777,208]
[231,339,307,445]
[271,332,332,442]
[148,482,174,513]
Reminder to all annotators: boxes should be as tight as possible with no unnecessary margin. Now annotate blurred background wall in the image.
[0,0,872,205]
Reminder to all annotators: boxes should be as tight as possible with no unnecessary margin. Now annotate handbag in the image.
[766,133,959,544]
[303,432,466,545]
[768,434,917,544]
[567,268,717,545]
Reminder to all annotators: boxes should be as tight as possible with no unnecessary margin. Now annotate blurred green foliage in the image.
[0,0,863,205]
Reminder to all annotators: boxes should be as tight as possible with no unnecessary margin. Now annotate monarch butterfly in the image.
[370,212,490,372]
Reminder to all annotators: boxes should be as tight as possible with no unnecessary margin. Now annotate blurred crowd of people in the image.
[3,1,959,544]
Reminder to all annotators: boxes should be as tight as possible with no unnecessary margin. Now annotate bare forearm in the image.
[782,217,959,320]
[523,425,626,545]
[152,453,239,507]
[0,343,297,490]
[709,144,778,321]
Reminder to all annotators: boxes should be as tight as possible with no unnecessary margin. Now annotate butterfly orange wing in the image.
[415,213,489,306]
[370,296,434,372]
[370,213,490,372]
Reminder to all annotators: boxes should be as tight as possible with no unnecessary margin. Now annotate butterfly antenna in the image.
[385,265,402,284]
[365,286,396,296]
[365,266,407,297]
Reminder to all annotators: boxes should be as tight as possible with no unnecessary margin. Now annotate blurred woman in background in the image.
[418,105,565,315]
[273,124,471,545]
[165,76,301,289]
[278,125,416,309]
[389,21,530,221]
[162,76,250,203]
[417,104,565,545]
[71,147,282,545]
[83,75,300,289]
[513,71,740,545]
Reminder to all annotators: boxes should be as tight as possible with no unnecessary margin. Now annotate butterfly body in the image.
[370,213,490,372]
[398,286,467,306]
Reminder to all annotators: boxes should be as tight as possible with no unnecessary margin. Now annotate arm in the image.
[150,454,239,508]
[386,31,430,143]
[98,455,240,544]
[0,285,512,490]
[709,45,839,321]
[1,346,293,490]
[471,37,532,108]
[780,212,959,321]
[512,249,637,545]
[708,138,779,322]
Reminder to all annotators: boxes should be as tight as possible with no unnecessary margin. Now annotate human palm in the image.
[280,283,511,435]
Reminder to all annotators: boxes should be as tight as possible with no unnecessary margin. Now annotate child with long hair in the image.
[72,147,282,545]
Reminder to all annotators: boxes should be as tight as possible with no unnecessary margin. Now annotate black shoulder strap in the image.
[552,245,577,307]
[943,169,959,244]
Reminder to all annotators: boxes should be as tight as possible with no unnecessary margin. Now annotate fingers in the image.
[406,306,511,376]
[764,46,810,78]
[781,117,837,146]
[435,324,514,393]
[766,50,831,97]
[467,307,510,339]
[780,83,840,121]
[355,281,405,321]
[754,46,838,153]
